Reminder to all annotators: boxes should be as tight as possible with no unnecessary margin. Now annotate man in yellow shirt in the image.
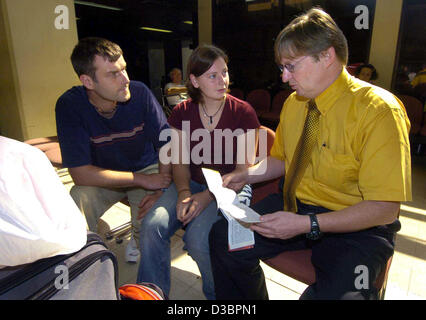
[209,8,411,300]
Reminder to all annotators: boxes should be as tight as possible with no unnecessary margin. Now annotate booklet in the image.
[202,168,261,251]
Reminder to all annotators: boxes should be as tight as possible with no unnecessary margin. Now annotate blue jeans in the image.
[137,180,252,300]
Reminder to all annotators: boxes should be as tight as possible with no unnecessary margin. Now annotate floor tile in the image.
[265,278,300,300]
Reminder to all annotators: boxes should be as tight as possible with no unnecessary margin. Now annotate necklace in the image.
[200,99,225,124]
[94,105,117,119]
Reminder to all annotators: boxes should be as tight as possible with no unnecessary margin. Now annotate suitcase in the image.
[0,232,119,300]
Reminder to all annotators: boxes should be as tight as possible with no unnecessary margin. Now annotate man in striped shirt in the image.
[55,37,171,263]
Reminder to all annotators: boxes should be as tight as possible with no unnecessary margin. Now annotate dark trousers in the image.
[209,183,399,300]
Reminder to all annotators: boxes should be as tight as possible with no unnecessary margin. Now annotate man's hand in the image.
[135,172,172,190]
[222,168,249,192]
[250,211,310,240]
[177,190,213,226]
[137,190,164,219]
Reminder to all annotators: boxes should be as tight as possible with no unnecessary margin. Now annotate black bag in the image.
[0,232,119,300]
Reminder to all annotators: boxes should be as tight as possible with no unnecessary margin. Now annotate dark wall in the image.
[74,0,196,88]
[213,0,376,95]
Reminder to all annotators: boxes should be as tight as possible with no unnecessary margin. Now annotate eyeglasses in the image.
[278,56,308,73]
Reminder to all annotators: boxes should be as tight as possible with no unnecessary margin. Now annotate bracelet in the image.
[177,188,191,195]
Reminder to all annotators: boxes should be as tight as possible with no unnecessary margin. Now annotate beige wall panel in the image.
[0,0,79,140]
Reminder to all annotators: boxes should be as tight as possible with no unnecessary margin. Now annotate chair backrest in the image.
[229,88,244,100]
[413,82,426,100]
[421,121,426,136]
[271,90,293,113]
[346,62,363,76]
[159,88,173,118]
[246,89,271,114]
[252,125,278,205]
[397,94,423,134]
[24,136,63,168]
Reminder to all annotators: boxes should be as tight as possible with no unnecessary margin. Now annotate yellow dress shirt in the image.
[271,68,412,211]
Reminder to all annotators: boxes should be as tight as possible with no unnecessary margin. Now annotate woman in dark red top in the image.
[137,44,260,299]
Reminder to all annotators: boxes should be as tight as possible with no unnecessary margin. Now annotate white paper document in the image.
[202,168,261,251]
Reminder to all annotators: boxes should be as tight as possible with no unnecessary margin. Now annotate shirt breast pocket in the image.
[313,147,359,191]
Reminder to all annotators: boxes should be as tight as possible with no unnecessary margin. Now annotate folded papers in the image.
[202,168,260,251]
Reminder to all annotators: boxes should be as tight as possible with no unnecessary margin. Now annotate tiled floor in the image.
[58,154,426,300]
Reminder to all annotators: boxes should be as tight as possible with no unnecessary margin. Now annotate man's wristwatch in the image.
[306,213,322,240]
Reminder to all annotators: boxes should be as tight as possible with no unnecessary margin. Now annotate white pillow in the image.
[0,136,86,268]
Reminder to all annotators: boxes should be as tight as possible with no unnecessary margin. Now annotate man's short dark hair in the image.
[70,37,123,80]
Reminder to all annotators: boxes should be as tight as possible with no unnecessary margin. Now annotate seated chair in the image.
[259,90,293,128]
[262,242,394,299]
[160,88,173,118]
[246,89,271,118]
[164,86,188,114]
[398,94,423,135]
[413,82,426,105]
[229,88,244,100]
[397,94,425,154]
[24,136,62,168]
[251,126,394,300]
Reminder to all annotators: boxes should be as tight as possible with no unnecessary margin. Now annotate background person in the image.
[209,8,411,300]
[55,37,171,263]
[164,67,187,107]
[355,63,378,83]
[137,44,260,299]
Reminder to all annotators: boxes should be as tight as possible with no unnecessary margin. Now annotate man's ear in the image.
[321,47,336,68]
[189,74,199,88]
[80,74,95,90]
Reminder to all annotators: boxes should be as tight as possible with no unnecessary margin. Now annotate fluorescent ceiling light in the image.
[74,1,123,11]
[183,21,193,25]
[140,27,172,33]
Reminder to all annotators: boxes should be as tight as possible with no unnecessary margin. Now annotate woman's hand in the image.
[177,190,213,226]
[222,168,249,192]
[176,189,192,223]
